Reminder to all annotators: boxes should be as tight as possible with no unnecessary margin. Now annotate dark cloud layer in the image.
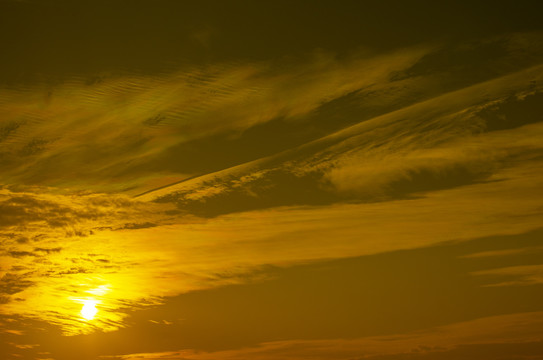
[1,0,542,81]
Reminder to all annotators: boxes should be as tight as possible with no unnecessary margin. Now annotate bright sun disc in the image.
[81,300,98,320]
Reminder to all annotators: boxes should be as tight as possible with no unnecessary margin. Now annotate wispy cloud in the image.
[0,47,429,193]
[473,265,543,287]
[139,63,543,218]
[1,33,541,196]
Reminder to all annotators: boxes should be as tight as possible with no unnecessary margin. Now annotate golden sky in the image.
[1,1,543,359]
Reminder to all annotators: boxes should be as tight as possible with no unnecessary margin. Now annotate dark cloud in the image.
[0,121,23,143]
[121,222,157,230]
[6,251,36,258]
[33,247,61,254]
[54,268,91,276]
[15,236,29,244]
[142,114,167,127]
[0,195,74,228]
[476,91,543,131]
[0,273,33,295]
[0,198,42,227]
[17,138,51,157]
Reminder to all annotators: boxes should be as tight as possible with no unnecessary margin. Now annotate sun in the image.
[80,300,98,321]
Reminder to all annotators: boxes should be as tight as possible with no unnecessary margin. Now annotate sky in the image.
[1,1,543,359]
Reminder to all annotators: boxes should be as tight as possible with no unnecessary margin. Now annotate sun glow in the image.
[80,300,98,320]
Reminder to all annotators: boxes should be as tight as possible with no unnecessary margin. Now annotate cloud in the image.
[0,46,428,193]
[473,265,543,287]
[120,222,157,230]
[138,63,543,218]
[6,251,35,258]
[0,273,33,296]
[0,187,168,234]
[461,246,543,258]
[312,67,543,196]
[1,32,540,196]
[101,312,543,360]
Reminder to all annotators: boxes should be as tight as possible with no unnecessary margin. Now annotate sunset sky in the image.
[1,1,543,359]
